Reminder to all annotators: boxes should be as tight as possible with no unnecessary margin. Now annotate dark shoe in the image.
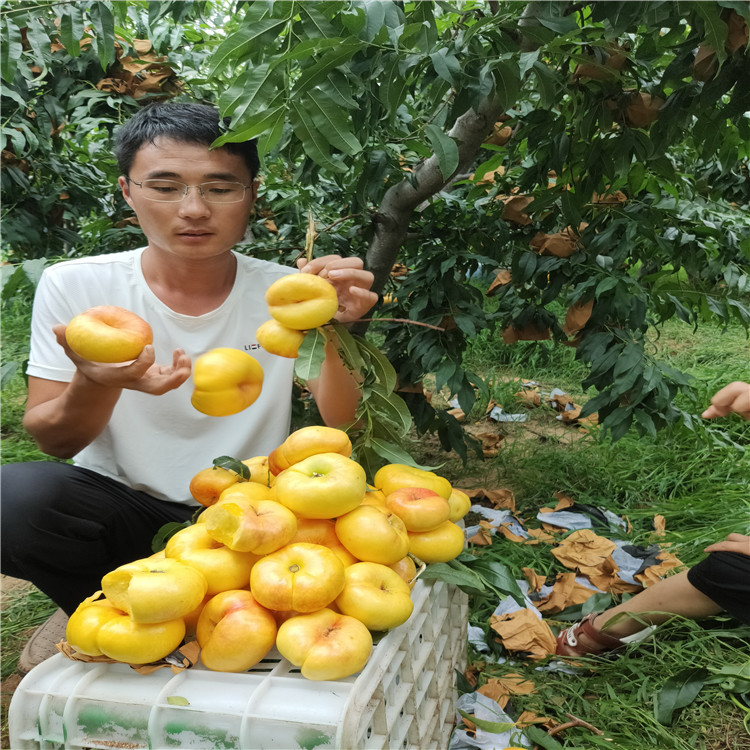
[556,613,624,656]
[18,608,68,674]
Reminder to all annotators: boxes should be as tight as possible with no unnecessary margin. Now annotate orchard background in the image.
[1,2,749,748]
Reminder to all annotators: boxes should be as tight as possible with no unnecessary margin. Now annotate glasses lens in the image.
[200,182,246,204]
[137,180,247,203]
[140,179,186,202]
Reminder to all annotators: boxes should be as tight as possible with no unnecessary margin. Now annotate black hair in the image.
[114,102,260,180]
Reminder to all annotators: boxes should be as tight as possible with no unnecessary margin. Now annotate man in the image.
[1,101,377,669]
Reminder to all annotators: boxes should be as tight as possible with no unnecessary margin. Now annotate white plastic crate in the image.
[9,578,467,750]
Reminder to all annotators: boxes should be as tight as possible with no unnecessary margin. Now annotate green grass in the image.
[416,315,750,749]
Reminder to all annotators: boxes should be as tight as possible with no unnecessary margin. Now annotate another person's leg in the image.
[1,461,195,615]
[556,549,750,656]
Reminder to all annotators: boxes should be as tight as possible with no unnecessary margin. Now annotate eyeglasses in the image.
[128,179,252,204]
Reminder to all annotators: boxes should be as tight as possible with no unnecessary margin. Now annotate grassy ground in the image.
[409,316,750,749]
[1,290,748,748]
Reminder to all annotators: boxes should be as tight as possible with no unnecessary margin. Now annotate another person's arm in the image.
[297,255,377,428]
[702,381,750,420]
[704,533,750,556]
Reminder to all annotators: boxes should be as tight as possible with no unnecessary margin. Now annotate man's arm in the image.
[298,256,377,428]
[24,325,191,459]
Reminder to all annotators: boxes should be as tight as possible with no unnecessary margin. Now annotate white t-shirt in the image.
[27,248,297,505]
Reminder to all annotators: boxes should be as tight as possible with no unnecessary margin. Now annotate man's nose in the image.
[178,186,211,216]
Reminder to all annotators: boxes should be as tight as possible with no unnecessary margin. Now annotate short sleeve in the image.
[26,267,77,382]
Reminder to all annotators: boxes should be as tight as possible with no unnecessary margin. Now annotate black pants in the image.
[688,550,750,625]
[1,462,195,615]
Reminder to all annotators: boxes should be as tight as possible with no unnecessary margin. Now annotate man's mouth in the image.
[178,230,212,237]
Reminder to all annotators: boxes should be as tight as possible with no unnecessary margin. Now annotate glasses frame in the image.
[127,178,253,204]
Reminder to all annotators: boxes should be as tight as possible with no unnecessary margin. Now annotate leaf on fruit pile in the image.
[212,455,251,480]
[489,608,557,659]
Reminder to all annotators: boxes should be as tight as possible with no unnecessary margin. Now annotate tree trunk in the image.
[364,94,506,296]
[363,1,547,299]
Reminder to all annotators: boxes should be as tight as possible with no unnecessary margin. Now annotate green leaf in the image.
[655,667,709,725]
[525,725,565,750]
[219,63,278,120]
[356,336,398,392]
[1,361,20,388]
[151,521,192,553]
[365,385,413,434]
[89,3,115,72]
[212,456,250,480]
[306,89,362,156]
[694,2,729,65]
[290,100,347,172]
[469,559,527,604]
[215,99,287,154]
[424,124,459,181]
[1,19,23,83]
[367,437,440,470]
[292,41,363,94]
[59,6,84,58]
[295,328,328,380]
[359,0,386,42]
[419,561,487,592]
[330,324,366,371]
[430,48,461,85]
[457,710,515,734]
[208,17,288,77]
[491,59,521,110]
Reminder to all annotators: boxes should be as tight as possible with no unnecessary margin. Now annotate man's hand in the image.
[704,533,750,557]
[53,324,191,395]
[297,255,377,324]
[701,381,750,420]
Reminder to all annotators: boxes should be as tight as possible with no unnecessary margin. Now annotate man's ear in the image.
[119,176,134,207]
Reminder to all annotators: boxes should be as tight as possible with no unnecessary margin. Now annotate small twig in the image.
[321,214,360,232]
[548,713,604,737]
[327,318,446,331]
[305,209,316,263]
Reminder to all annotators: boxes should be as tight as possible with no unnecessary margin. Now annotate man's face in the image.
[119,137,257,261]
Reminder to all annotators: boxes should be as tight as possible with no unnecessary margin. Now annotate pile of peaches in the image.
[65,426,471,681]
